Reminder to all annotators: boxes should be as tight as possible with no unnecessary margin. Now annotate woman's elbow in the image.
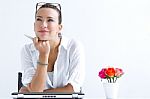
[27,83,44,92]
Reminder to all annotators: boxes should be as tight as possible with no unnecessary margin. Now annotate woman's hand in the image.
[33,37,50,56]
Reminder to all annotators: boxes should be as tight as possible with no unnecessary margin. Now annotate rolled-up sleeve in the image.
[21,44,36,87]
[66,41,85,92]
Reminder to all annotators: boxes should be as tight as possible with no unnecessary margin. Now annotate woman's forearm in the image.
[27,54,48,92]
[43,83,74,92]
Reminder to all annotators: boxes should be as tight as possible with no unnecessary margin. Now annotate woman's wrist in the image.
[39,54,49,64]
[37,61,48,66]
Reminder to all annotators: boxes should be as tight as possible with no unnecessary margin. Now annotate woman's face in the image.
[34,8,62,40]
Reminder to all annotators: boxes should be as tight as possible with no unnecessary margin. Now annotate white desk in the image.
[84,97,150,99]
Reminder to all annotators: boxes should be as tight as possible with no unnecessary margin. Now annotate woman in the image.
[19,2,85,93]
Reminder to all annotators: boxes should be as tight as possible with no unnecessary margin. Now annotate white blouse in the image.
[21,36,85,92]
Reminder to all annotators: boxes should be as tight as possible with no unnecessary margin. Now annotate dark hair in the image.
[35,3,62,24]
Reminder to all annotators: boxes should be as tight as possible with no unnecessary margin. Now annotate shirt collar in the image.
[30,43,36,51]
[60,35,69,50]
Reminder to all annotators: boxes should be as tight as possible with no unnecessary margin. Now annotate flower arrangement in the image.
[98,67,124,83]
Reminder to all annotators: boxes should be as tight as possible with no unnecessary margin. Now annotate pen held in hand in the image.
[24,34,33,40]
[24,34,48,41]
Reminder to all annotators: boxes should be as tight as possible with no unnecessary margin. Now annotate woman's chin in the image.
[38,36,57,41]
[38,37,48,41]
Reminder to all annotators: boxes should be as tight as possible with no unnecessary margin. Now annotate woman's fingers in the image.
[33,37,50,55]
[45,41,49,46]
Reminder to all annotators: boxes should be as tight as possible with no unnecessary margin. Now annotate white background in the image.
[0,0,150,98]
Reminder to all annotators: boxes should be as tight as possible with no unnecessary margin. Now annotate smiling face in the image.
[34,8,62,40]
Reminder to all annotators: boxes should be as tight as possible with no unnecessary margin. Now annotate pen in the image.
[24,34,49,41]
[24,34,33,40]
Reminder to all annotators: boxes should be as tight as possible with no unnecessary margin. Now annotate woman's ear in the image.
[59,24,63,31]
[34,22,36,32]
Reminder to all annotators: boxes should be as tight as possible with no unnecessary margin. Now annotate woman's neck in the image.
[49,37,61,52]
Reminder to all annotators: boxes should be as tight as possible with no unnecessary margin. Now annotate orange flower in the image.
[98,67,124,83]
[105,67,115,77]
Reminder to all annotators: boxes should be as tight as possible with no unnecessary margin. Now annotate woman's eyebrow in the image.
[47,16,54,19]
[36,16,54,19]
[36,16,42,18]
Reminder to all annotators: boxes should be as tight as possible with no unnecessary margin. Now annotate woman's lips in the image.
[39,30,49,33]
[38,30,49,36]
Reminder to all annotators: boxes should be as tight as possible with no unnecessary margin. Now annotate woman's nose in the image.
[41,21,47,28]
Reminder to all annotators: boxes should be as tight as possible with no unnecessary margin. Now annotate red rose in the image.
[105,67,115,77]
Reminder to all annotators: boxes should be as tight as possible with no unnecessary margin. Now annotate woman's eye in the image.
[48,19,54,22]
[36,18,42,21]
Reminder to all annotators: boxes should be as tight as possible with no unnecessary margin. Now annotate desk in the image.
[9,96,150,99]
[83,97,150,99]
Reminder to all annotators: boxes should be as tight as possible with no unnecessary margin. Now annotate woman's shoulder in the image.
[62,36,84,50]
[22,43,35,52]
[69,38,82,47]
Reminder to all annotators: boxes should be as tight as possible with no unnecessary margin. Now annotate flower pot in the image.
[103,83,119,99]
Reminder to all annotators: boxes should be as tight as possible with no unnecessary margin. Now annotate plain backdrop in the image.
[0,0,150,98]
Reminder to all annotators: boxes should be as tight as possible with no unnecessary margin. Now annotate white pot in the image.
[103,83,119,99]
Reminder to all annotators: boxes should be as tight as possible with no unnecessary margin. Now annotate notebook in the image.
[11,92,84,99]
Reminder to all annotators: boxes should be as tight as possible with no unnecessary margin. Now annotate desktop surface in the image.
[11,92,84,99]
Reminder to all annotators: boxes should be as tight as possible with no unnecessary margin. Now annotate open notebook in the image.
[11,92,84,99]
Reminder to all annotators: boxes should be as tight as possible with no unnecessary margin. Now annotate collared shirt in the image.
[21,36,85,92]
